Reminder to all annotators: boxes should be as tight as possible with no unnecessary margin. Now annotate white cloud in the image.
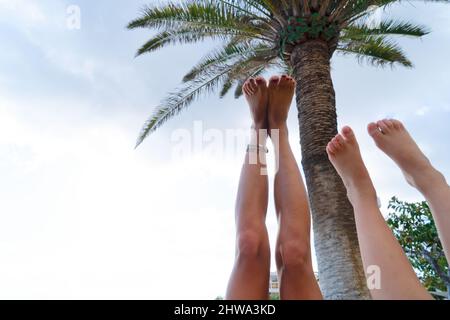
[415,106,430,116]
[0,0,47,25]
[2,86,270,298]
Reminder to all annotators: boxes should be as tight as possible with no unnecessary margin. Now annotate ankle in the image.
[411,166,447,197]
[342,172,377,207]
[250,125,268,146]
[346,183,378,208]
[269,123,288,137]
[252,120,268,131]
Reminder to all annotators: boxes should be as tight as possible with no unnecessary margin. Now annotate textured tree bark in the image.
[290,39,371,299]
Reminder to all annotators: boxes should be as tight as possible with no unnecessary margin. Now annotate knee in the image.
[236,230,267,261]
[277,241,310,270]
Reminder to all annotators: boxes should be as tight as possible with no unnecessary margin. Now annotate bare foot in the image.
[267,75,295,132]
[327,127,377,205]
[243,77,268,130]
[367,119,445,194]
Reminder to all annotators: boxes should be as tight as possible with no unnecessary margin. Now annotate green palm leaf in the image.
[129,0,447,145]
[183,42,274,81]
[337,36,413,67]
[342,20,429,41]
[135,45,277,147]
[127,0,263,35]
[135,68,229,148]
[135,27,255,56]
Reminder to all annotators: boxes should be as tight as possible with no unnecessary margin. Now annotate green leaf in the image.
[127,0,262,35]
[135,67,231,148]
[337,36,413,68]
[342,19,429,41]
[135,28,244,56]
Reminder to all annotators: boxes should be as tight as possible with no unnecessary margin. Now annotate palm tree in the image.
[127,0,447,299]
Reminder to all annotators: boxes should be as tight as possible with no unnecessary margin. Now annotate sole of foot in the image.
[267,75,295,133]
[367,119,444,193]
[327,126,376,204]
[243,76,269,130]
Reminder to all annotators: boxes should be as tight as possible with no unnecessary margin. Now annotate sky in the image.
[0,0,449,299]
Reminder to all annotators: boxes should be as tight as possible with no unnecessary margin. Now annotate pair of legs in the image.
[225,76,322,300]
[327,120,450,299]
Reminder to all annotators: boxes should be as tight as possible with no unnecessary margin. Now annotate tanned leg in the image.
[268,75,322,300]
[368,119,450,262]
[226,77,271,300]
[326,126,432,300]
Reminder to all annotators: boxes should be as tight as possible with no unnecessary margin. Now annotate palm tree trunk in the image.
[290,39,370,299]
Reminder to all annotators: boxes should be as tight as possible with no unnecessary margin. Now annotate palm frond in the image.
[375,0,450,7]
[342,19,429,41]
[222,64,268,98]
[183,42,273,81]
[129,0,449,145]
[220,0,272,18]
[234,79,245,98]
[337,35,413,67]
[136,46,277,146]
[127,0,261,35]
[220,76,235,97]
[257,0,287,25]
[135,66,231,148]
[135,27,262,56]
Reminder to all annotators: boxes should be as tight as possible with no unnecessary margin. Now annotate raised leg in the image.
[268,75,322,300]
[327,126,432,300]
[226,77,271,300]
[368,119,450,264]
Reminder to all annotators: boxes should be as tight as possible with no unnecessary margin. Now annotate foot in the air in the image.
[243,77,268,130]
[267,75,296,132]
[367,119,444,193]
[327,127,377,205]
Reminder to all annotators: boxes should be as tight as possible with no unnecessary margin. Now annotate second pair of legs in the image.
[327,120,450,299]
[226,75,322,300]
[227,74,450,300]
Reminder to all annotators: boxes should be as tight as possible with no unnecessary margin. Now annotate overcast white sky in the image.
[0,0,449,299]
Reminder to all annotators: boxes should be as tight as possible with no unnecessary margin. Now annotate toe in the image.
[377,120,390,134]
[341,126,356,144]
[330,135,343,151]
[368,122,382,137]
[249,78,257,92]
[383,119,395,129]
[268,76,280,88]
[391,119,404,130]
[287,76,296,87]
[255,76,267,87]
[334,134,345,148]
[326,143,336,156]
[327,141,337,155]
[279,75,290,85]
[245,78,256,94]
[243,82,253,96]
[242,83,248,95]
